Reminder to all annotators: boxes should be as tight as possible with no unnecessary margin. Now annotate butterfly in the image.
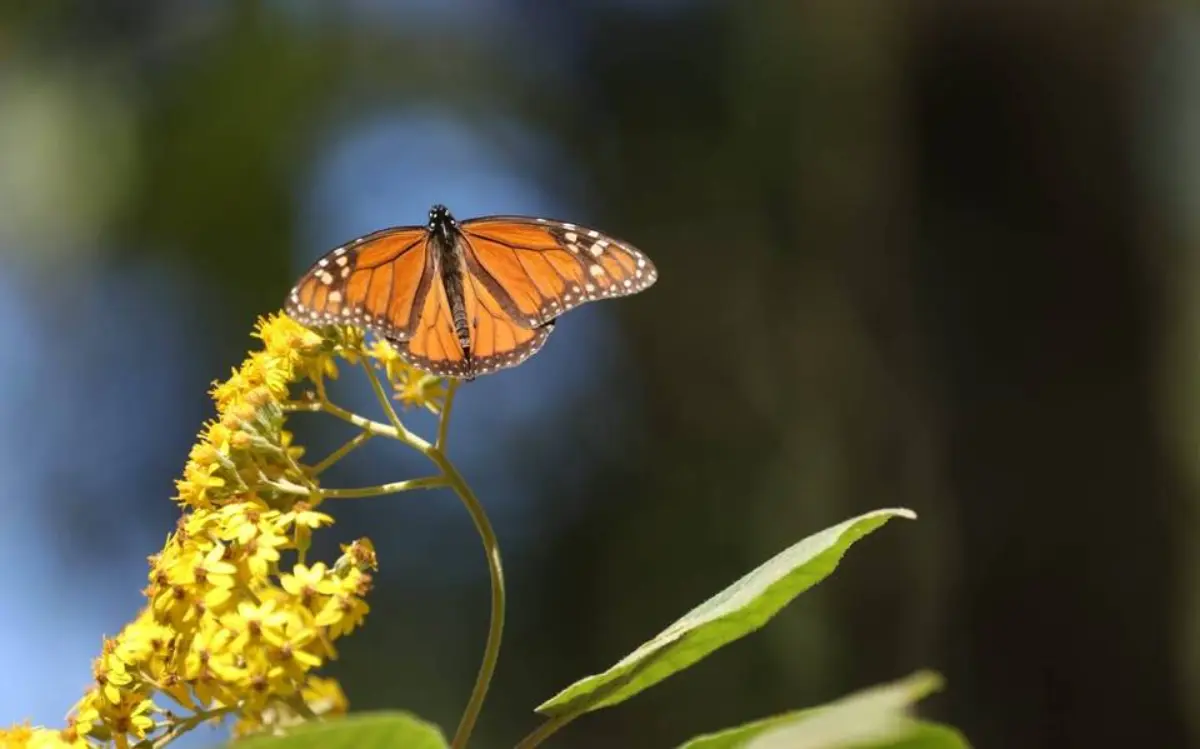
[285,204,658,380]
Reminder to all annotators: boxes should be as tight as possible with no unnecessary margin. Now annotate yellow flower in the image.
[369,340,446,411]
[270,620,324,682]
[217,496,281,546]
[341,538,378,572]
[302,676,349,717]
[0,723,34,746]
[113,609,174,670]
[181,620,232,683]
[239,652,292,716]
[62,696,101,744]
[240,525,287,580]
[0,725,90,749]
[315,590,370,638]
[280,562,337,613]
[277,500,333,547]
[93,650,136,705]
[102,693,156,740]
[174,460,226,510]
[223,599,289,652]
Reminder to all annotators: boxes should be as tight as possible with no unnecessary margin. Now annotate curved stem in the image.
[437,452,505,749]
[430,383,504,749]
[359,367,504,749]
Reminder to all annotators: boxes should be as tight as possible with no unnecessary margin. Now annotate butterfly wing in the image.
[285,226,433,341]
[394,252,555,379]
[459,215,658,329]
[461,270,555,377]
[396,266,472,378]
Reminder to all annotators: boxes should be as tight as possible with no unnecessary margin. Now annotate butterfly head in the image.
[428,203,457,228]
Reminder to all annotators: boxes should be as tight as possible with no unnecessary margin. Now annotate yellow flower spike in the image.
[52,314,403,745]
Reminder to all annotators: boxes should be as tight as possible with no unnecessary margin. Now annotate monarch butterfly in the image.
[285,204,658,380]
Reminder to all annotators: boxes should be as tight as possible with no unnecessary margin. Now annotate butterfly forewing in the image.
[460,216,658,328]
[285,226,431,341]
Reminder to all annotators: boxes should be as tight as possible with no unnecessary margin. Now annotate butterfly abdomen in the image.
[429,208,474,370]
[444,266,471,350]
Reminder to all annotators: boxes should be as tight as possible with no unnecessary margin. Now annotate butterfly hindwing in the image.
[461,269,556,377]
[395,264,472,378]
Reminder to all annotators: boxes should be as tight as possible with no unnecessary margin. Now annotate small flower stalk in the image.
[2,314,483,748]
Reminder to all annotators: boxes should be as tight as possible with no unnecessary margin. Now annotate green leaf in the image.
[871,723,971,749]
[225,711,448,749]
[677,672,970,749]
[536,508,917,717]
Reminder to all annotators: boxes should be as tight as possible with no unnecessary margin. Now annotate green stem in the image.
[437,379,460,451]
[311,430,374,476]
[512,713,575,749]
[150,705,237,748]
[320,476,447,499]
[282,400,398,439]
[438,450,505,749]
[360,365,504,749]
[362,362,429,449]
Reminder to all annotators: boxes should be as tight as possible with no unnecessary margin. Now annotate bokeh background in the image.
[3,1,1199,748]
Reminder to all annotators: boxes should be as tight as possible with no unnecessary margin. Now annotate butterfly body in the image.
[425,206,475,363]
[286,204,657,380]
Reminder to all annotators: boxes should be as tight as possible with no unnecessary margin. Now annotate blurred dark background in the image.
[2,2,1198,748]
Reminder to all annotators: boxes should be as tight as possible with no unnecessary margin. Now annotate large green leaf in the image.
[537,508,917,717]
[870,724,971,749]
[677,672,969,749]
[225,712,447,749]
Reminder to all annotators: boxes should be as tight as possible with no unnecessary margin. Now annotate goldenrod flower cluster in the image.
[2,314,442,748]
